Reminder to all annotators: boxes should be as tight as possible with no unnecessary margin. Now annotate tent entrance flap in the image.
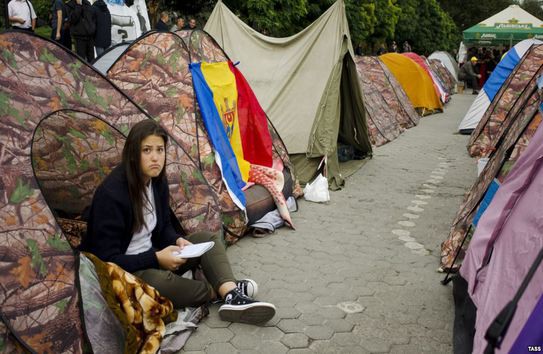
[291,55,372,190]
[338,55,372,157]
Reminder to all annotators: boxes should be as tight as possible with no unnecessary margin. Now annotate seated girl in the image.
[80,119,275,324]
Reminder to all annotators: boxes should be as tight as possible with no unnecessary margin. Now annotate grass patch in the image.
[34,26,52,39]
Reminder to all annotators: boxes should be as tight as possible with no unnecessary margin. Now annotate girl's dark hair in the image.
[122,120,169,233]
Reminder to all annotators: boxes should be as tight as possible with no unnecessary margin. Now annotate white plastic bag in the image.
[303,173,330,203]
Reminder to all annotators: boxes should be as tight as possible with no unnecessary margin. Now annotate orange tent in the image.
[380,53,443,115]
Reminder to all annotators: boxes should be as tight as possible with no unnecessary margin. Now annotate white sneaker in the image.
[218,288,275,324]
[236,279,258,298]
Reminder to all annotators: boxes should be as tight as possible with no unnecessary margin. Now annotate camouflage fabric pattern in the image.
[425,58,452,97]
[355,56,404,146]
[468,45,543,158]
[0,31,220,352]
[0,321,27,353]
[440,91,542,270]
[175,29,192,46]
[428,59,456,94]
[377,58,420,128]
[187,29,229,64]
[106,31,246,239]
[33,112,125,219]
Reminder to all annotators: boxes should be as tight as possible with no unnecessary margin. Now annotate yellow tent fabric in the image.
[379,53,443,114]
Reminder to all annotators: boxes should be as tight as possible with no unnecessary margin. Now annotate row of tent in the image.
[438,39,543,353]
[0,0,459,351]
[204,0,457,188]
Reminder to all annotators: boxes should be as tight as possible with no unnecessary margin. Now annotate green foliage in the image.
[345,0,376,47]
[32,0,52,26]
[396,0,459,54]
[223,0,309,36]
[519,0,543,20]
[439,0,514,30]
[34,26,52,38]
[372,0,401,41]
[165,0,464,56]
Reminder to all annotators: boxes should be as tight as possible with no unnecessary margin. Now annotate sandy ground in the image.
[181,92,478,353]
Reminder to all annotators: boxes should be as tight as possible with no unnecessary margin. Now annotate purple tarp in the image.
[510,293,543,353]
[460,120,543,354]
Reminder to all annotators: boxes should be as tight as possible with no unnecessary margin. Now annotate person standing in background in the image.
[458,56,481,94]
[187,17,197,30]
[51,0,71,48]
[376,43,387,56]
[155,11,169,31]
[170,16,184,31]
[66,0,96,62]
[8,0,36,31]
[402,40,412,53]
[390,40,398,53]
[92,0,111,56]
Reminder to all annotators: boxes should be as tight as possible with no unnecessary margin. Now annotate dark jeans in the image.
[51,27,72,50]
[467,76,479,92]
[460,74,479,92]
[134,231,236,309]
[74,37,95,62]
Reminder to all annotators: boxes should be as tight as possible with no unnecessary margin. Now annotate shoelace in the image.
[236,281,246,295]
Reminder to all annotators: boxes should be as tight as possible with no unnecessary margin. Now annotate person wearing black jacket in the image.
[155,11,169,31]
[66,0,95,62]
[81,120,276,324]
[92,0,111,56]
[50,0,71,48]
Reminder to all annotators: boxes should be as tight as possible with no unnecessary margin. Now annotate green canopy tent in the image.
[463,4,543,46]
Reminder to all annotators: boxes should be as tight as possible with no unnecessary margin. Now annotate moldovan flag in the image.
[190,61,274,210]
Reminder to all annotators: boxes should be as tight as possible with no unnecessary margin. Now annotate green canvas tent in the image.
[463,4,543,46]
[204,0,372,189]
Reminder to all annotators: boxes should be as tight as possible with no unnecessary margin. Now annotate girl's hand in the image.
[156,245,186,271]
[176,237,192,249]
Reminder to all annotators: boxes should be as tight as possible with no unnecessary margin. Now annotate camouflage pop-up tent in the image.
[428,51,459,79]
[103,30,298,242]
[92,42,132,75]
[458,39,542,135]
[468,44,543,158]
[104,31,247,240]
[354,56,419,146]
[205,0,372,189]
[0,30,220,352]
[427,58,457,95]
[440,48,543,271]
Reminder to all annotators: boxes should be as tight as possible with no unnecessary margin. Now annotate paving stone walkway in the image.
[182,93,478,353]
